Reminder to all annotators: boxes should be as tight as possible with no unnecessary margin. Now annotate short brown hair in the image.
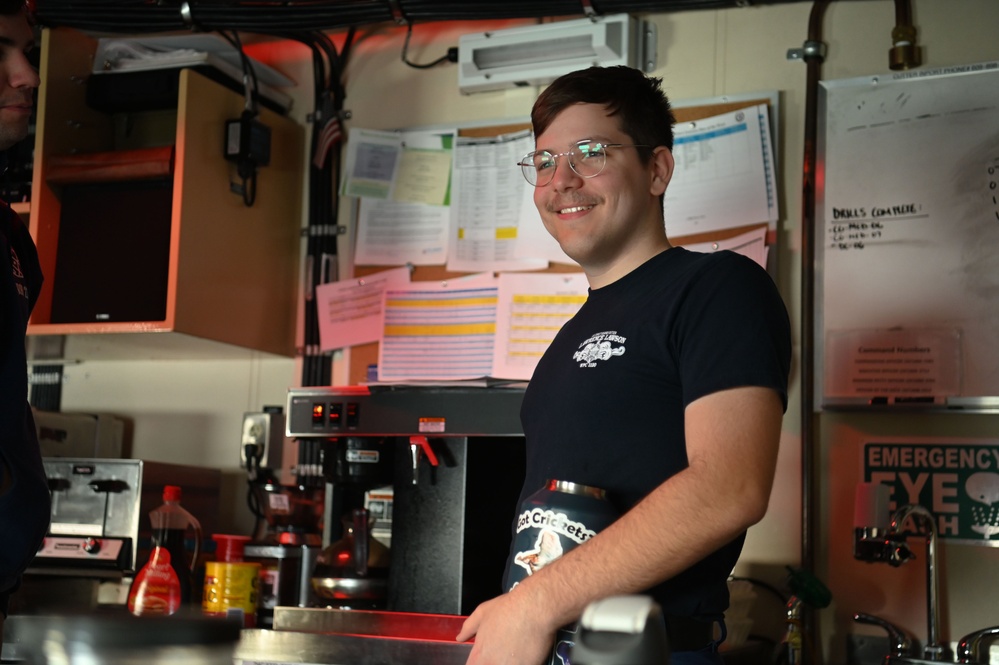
[531,65,676,163]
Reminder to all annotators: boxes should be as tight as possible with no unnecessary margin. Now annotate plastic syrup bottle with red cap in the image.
[128,485,202,615]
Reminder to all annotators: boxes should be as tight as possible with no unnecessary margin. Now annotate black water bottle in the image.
[504,480,619,665]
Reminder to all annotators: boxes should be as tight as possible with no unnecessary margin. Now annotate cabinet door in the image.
[169,68,302,356]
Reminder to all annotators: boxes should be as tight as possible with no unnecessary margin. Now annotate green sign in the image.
[863,442,999,545]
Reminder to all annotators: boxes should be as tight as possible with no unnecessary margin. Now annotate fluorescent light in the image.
[472,34,598,71]
[458,14,656,94]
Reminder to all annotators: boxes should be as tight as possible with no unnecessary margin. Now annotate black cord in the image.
[218,30,263,207]
[218,30,260,114]
[401,22,457,69]
[241,169,257,206]
[286,29,349,387]
[247,482,264,520]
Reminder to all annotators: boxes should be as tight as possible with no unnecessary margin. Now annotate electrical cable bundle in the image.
[36,0,808,35]
[292,28,353,387]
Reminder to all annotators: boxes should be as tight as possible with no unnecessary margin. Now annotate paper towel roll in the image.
[854,482,892,529]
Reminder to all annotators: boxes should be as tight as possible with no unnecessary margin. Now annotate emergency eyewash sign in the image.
[864,442,999,545]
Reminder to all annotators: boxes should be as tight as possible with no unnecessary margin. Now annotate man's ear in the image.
[649,147,674,196]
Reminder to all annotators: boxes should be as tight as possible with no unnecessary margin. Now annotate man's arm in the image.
[457,385,785,665]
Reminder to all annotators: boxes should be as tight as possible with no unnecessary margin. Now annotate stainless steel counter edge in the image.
[234,628,472,665]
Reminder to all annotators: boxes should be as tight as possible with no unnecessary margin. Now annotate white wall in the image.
[57,1,999,661]
[60,355,295,535]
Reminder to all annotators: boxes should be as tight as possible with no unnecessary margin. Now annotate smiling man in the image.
[0,0,48,648]
[457,66,792,665]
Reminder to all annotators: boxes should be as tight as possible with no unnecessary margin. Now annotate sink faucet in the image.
[854,612,913,661]
[956,626,999,665]
[854,503,947,661]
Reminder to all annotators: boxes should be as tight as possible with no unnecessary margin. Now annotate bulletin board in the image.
[346,92,780,385]
[815,62,999,411]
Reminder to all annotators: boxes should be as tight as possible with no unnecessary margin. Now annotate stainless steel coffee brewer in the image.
[286,385,528,615]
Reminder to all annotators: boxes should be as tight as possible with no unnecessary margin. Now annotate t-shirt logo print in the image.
[573,331,627,367]
[10,246,24,278]
[10,246,28,301]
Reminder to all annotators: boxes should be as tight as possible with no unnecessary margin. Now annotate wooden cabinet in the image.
[26,28,304,359]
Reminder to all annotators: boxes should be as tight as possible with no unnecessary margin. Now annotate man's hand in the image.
[456,590,556,665]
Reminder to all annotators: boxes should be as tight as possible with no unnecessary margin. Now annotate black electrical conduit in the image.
[296,28,353,387]
[36,0,810,35]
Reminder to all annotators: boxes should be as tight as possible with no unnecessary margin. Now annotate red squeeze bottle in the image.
[127,545,181,616]
[151,485,203,605]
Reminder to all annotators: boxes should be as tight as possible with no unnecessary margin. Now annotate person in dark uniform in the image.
[458,66,791,665]
[0,0,48,647]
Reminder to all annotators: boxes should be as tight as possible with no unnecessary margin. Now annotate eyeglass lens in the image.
[522,142,607,186]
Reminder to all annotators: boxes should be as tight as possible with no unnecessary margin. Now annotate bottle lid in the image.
[213,534,251,562]
[546,479,607,500]
[163,485,182,502]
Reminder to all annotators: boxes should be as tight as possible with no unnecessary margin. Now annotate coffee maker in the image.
[285,384,527,616]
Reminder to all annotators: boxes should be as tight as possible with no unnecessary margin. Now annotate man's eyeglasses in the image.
[518,140,650,187]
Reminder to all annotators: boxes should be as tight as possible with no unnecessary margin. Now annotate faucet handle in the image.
[854,613,913,658]
[956,625,999,664]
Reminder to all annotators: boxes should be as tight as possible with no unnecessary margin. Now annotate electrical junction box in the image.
[457,13,657,94]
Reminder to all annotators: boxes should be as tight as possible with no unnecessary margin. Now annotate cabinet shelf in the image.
[26,28,304,359]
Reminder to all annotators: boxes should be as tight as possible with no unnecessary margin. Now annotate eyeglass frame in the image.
[517,139,652,187]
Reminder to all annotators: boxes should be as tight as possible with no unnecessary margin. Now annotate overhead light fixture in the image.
[458,14,657,95]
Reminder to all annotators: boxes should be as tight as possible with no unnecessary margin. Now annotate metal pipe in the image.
[799,2,831,663]
[893,0,912,25]
[888,504,945,660]
[889,0,921,70]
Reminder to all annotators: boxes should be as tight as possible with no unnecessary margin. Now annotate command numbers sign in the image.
[863,442,999,545]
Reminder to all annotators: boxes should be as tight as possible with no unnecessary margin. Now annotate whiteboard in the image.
[816,62,999,410]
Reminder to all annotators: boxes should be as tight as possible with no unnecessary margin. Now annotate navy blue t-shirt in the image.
[1,201,50,617]
[517,247,791,620]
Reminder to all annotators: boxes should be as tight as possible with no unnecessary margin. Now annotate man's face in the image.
[531,103,671,279]
[0,10,37,152]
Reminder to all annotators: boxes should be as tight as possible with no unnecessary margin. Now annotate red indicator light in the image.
[328,403,342,426]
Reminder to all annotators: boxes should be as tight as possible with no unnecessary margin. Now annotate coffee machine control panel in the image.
[286,386,525,438]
